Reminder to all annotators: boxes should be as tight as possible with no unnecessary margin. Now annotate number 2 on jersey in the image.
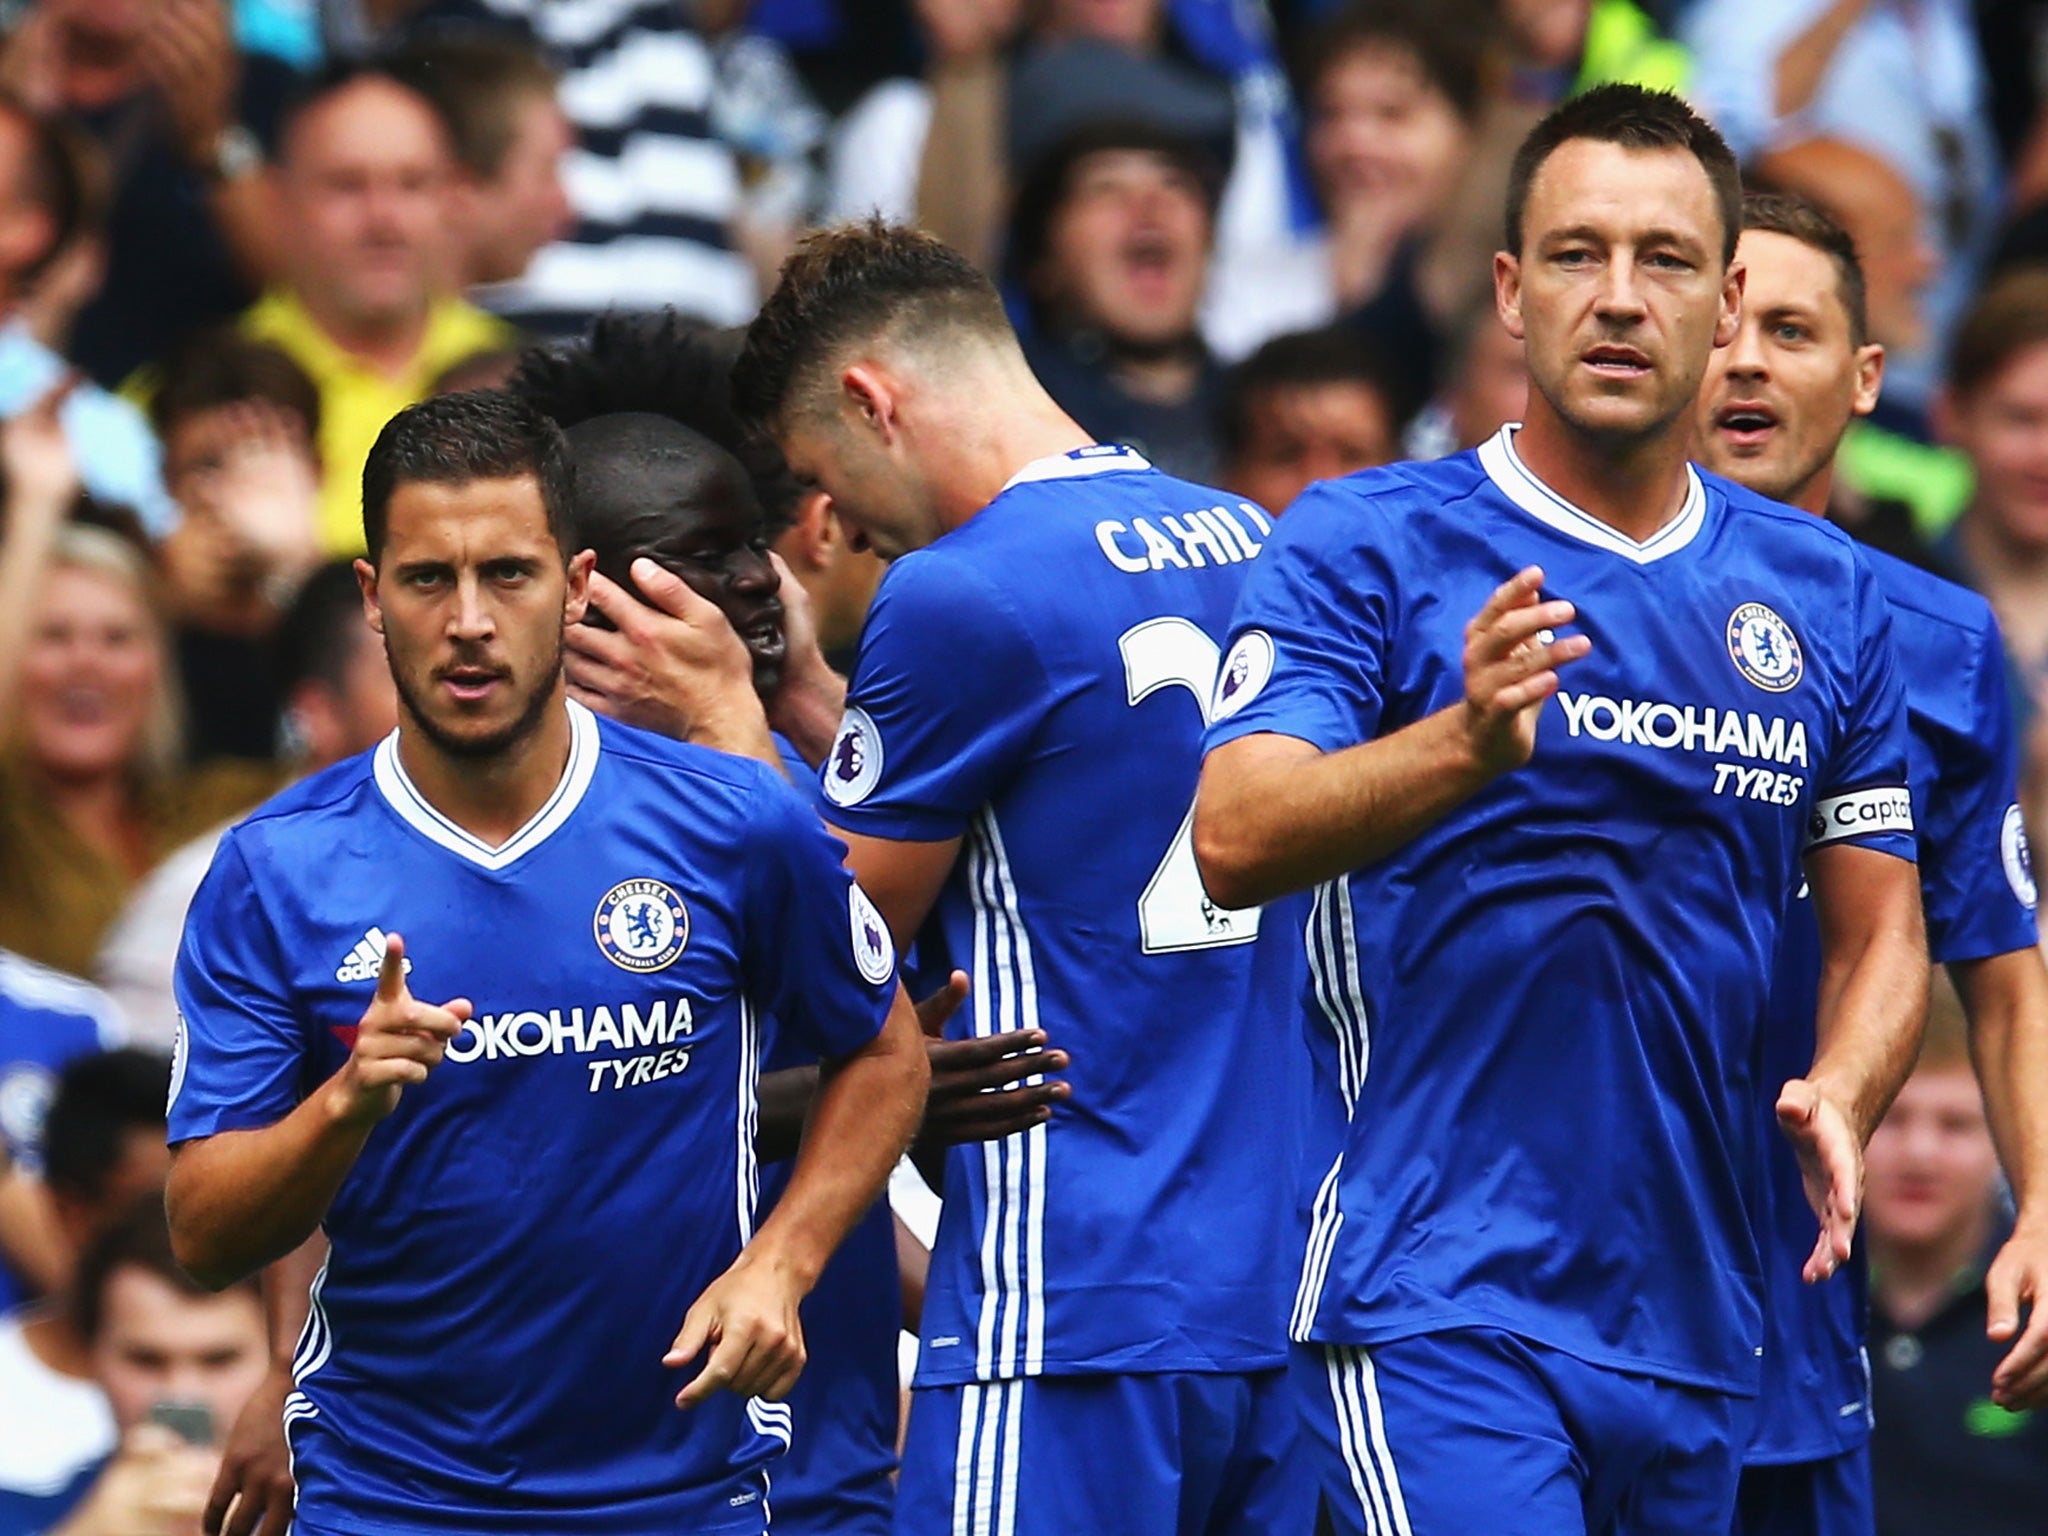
[1119,617,1262,953]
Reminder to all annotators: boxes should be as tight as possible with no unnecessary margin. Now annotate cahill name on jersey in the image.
[1207,428,1916,1396]
[821,445,1299,1388]
[167,703,896,1536]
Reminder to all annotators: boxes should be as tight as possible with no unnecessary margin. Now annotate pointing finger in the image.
[376,934,408,1003]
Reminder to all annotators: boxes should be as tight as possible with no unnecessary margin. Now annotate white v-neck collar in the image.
[373,699,600,871]
[1000,443,1151,492]
[1479,425,1705,565]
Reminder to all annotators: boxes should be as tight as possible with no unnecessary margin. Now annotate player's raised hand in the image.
[1460,566,1590,775]
[666,1250,808,1408]
[1776,1077,1861,1282]
[1986,1218,2048,1410]
[567,562,768,752]
[331,935,471,1127]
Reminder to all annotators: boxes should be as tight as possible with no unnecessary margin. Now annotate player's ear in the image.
[1852,343,1885,418]
[562,548,595,624]
[1494,251,1525,341]
[842,363,898,443]
[1714,260,1745,349]
[353,557,384,635]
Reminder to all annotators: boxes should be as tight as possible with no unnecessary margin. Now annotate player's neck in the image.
[1870,1203,1993,1333]
[1512,401,1693,545]
[1788,460,1834,518]
[395,688,576,849]
[941,394,1094,528]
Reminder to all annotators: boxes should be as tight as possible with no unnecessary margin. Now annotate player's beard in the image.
[388,633,565,762]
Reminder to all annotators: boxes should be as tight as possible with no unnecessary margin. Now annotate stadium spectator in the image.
[386,33,574,292]
[0,397,276,977]
[448,0,757,333]
[0,0,296,389]
[1009,121,1228,481]
[0,98,170,534]
[0,1049,169,1536]
[241,63,511,555]
[1220,325,1403,516]
[1683,0,2001,414]
[149,330,324,763]
[1931,269,2048,750]
[95,562,397,1049]
[0,952,123,1311]
[1867,988,2048,1536]
[1287,0,1482,405]
[1402,298,1530,458]
[38,1199,268,1536]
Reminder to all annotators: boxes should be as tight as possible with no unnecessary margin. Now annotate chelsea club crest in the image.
[1725,603,1804,693]
[595,879,690,972]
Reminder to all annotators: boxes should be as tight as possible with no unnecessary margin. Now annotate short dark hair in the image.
[1219,326,1411,456]
[150,329,323,444]
[0,95,89,285]
[42,1048,170,1203]
[387,35,558,182]
[1007,119,1224,296]
[1505,83,1741,265]
[360,390,575,560]
[733,218,1011,430]
[276,560,374,694]
[1949,266,2048,400]
[1294,0,1484,123]
[513,312,803,535]
[1740,189,1869,347]
[74,1195,257,1342]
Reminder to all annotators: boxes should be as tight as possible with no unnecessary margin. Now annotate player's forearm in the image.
[1194,709,1497,908]
[1809,887,1929,1144]
[1955,950,2048,1212]
[166,1081,377,1288]
[747,994,928,1290]
[767,654,846,772]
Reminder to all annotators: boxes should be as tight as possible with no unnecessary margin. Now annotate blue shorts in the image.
[894,1369,1311,1536]
[1294,1333,1748,1536]
[1733,1448,1874,1536]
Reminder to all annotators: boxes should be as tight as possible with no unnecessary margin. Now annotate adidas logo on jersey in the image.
[334,928,412,984]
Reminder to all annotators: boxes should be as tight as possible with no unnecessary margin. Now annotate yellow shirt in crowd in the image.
[239,290,514,555]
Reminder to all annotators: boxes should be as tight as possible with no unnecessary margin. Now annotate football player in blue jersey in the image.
[725,222,1311,1536]
[161,391,930,1536]
[1692,190,2048,1536]
[1195,85,1931,1536]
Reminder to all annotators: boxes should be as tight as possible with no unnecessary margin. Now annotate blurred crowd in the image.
[0,0,2046,1531]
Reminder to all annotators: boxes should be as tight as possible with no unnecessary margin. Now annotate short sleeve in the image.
[817,552,1052,842]
[1204,483,1397,757]
[742,772,896,1061]
[1919,613,2040,963]
[167,835,309,1142]
[1804,553,1916,861]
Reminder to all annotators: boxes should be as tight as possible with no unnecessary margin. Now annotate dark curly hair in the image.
[510,311,803,537]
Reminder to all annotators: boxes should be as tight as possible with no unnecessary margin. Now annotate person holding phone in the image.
[17,1199,267,1536]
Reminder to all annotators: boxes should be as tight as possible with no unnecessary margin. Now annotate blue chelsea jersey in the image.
[1206,428,1917,1395]
[819,445,1301,1385]
[1750,549,2038,1463]
[167,703,897,1536]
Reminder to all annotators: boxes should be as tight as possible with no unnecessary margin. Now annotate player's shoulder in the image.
[1700,469,1865,566]
[592,714,787,799]
[1267,454,1487,563]
[590,715,814,842]
[0,947,120,1031]
[228,748,380,838]
[1857,545,1999,646]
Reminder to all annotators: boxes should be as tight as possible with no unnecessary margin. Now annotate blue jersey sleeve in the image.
[1204,484,1397,756]
[743,772,896,1061]
[168,835,309,1143]
[818,551,1052,841]
[1921,613,2040,962]
[1804,552,1916,862]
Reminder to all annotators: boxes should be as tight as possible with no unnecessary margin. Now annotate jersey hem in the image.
[911,1350,1289,1388]
[1304,1311,1759,1397]
[1741,1425,1873,1467]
